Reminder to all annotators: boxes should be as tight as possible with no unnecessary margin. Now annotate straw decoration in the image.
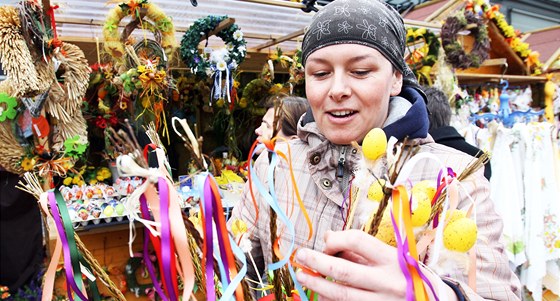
[45,42,90,123]
[144,121,165,150]
[0,6,44,98]
[0,122,25,174]
[52,111,88,152]
[44,83,72,122]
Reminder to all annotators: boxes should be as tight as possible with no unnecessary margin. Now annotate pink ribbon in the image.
[48,192,89,301]
[139,195,169,301]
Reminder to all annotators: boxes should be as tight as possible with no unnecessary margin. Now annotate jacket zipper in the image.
[336,146,347,180]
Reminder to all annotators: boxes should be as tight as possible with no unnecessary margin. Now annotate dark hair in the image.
[424,87,452,131]
[264,94,309,137]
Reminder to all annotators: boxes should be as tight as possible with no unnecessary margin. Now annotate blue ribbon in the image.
[249,148,308,301]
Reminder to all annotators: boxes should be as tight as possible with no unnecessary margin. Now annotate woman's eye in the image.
[353,70,371,76]
[312,71,329,78]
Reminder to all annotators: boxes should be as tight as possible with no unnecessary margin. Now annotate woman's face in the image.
[255,107,275,143]
[305,44,402,145]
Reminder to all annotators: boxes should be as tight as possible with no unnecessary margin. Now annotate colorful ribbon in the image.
[48,190,101,301]
[248,145,308,301]
[198,172,247,300]
[139,195,168,301]
[390,186,433,301]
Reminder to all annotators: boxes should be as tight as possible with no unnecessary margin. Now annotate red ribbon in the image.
[48,5,59,39]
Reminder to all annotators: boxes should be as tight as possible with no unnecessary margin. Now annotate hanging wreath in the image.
[103,0,177,60]
[180,15,247,80]
[441,10,490,69]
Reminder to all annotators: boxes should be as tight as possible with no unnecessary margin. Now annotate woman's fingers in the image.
[296,269,376,301]
[295,248,375,291]
[322,229,395,263]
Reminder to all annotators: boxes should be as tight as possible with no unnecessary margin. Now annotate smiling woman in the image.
[229,0,521,301]
[304,45,402,145]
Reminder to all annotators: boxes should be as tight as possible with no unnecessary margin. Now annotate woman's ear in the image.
[390,71,403,96]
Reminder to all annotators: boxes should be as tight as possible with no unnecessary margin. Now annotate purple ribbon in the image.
[48,192,89,301]
[390,210,439,301]
[210,182,231,284]
[139,195,169,301]
[202,176,216,301]
[433,168,456,228]
[390,210,415,301]
[158,177,178,301]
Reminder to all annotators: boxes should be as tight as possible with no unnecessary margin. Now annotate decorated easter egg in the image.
[231,219,247,237]
[443,217,478,252]
[78,208,89,221]
[91,206,102,219]
[367,179,386,202]
[67,207,77,221]
[115,203,125,215]
[102,203,114,217]
[362,128,387,161]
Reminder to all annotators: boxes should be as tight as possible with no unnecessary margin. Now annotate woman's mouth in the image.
[329,110,356,118]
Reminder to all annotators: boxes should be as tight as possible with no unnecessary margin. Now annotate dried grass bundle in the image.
[44,82,72,123]
[44,42,90,123]
[57,42,90,110]
[0,122,25,174]
[51,111,88,152]
[428,153,489,223]
[0,6,43,97]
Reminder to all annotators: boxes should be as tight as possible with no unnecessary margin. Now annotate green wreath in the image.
[441,10,490,69]
[180,15,247,79]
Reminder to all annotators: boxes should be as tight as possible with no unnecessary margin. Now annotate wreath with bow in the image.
[180,15,247,80]
[441,10,490,69]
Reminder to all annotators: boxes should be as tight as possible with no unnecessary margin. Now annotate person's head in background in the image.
[255,94,309,143]
[424,86,452,130]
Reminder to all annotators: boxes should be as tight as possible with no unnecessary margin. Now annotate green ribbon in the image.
[54,189,101,301]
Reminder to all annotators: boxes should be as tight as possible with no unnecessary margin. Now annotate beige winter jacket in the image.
[229,115,521,300]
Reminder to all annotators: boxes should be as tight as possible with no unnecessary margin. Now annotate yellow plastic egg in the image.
[375,214,396,247]
[444,209,467,225]
[443,217,478,252]
[362,128,387,161]
[367,179,386,202]
[410,197,431,227]
[412,180,436,202]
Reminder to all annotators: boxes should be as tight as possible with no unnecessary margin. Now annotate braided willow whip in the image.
[17,173,126,301]
[367,140,419,236]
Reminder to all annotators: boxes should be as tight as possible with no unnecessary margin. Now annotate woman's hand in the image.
[294,230,457,301]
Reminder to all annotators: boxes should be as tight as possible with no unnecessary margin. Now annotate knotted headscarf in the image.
[301,0,424,98]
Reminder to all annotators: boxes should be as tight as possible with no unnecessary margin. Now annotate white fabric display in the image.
[490,124,526,267]
[519,123,560,301]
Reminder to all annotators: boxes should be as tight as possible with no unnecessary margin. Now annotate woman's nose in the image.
[328,75,351,101]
